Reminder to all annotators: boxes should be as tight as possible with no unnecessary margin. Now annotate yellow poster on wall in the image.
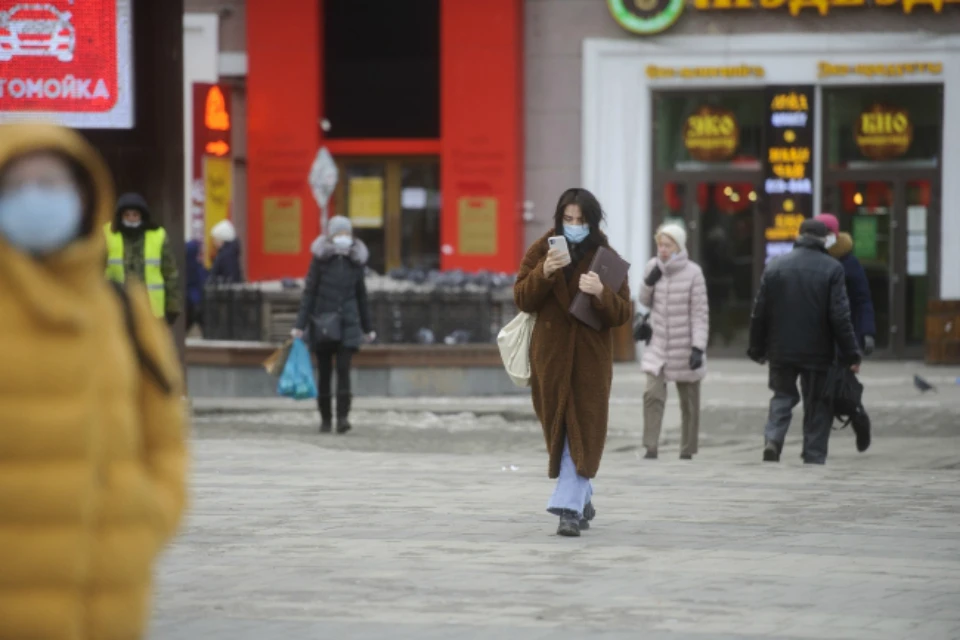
[458,197,498,256]
[203,156,233,267]
[348,177,384,229]
[263,197,302,255]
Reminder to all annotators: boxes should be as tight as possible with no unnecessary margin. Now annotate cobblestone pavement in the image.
[152,362,960,639]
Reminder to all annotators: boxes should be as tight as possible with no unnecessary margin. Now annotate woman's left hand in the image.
[689,347,704,370]
[579,271,604,298]
[365,331,377,343]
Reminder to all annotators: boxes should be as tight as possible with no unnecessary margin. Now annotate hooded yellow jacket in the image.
[0,124,188,640]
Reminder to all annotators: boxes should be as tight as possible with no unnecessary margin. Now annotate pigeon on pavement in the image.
[914,374,937,393]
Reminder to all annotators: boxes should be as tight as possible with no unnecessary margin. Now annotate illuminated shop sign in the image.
[646,64,765,79]
[763,86,815,262]
[856,104,913,160]
[818,61,942,78]
[683,105,740,162]
[607,0,685,35]
[612,0,958,35]
[192,83,233,260]
[0,0,133,128]
[693,0,958,15]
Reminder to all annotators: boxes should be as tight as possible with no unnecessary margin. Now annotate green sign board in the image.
[852,216,878,261]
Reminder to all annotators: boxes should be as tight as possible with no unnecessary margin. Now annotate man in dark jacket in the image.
[748,219,862,464]
[815,213,877,354]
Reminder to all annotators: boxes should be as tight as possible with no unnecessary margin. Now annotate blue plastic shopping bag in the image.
[277,339,318,400]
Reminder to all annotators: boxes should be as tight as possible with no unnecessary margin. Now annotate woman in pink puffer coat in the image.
[638,223,709,460]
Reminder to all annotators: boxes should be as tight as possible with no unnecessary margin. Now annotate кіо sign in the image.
[856,104,913,160]
[0,0,133,128]
[683,105,740,162]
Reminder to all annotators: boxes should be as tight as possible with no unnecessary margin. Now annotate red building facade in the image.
[245,0,524,281]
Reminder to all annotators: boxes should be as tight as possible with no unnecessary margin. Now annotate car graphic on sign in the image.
[0,4,76,63]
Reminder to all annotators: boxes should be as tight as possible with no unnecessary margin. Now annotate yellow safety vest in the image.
[104,223,167,318]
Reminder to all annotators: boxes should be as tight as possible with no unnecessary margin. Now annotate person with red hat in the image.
[815,212,875,454]
[814,213,877,356]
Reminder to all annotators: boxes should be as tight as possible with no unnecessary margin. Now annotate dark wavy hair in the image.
[553,187,608,246]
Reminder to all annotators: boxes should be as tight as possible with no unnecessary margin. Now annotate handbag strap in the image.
[110,282,173,395]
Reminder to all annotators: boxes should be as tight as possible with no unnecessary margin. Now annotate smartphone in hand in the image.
[548,235,572,265]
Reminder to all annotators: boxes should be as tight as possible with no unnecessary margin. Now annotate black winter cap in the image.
[799,219,828,239]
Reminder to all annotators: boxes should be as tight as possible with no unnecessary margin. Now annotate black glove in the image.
[689,347,704,370]
[166,312,180,327]
[863,335,875,356]
[634,317,652,345]
[747,347,766,365]
[644,266,662,287]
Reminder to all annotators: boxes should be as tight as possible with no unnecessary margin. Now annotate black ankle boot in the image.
[336,393,352,434]
[318,395,333,433]
[763,439,782,462]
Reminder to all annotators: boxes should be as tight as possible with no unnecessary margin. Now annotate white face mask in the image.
[825,233,837,249]
[332,235,352,249]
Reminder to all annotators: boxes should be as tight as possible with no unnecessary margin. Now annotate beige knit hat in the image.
[656,222,687,253]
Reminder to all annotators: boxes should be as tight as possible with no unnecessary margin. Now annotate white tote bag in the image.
[497,312,536,388]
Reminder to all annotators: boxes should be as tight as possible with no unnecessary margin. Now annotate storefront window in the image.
[825,85,943,170]
[654,91,764,172]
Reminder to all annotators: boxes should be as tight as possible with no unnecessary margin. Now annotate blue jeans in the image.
[546,438,593,518]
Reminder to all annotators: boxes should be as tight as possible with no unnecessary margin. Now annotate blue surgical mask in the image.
[332,235,352,249]
[0,185,82,255]
[563,224,589,244]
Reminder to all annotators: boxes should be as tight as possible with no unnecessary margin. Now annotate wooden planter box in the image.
[926,300,960,365]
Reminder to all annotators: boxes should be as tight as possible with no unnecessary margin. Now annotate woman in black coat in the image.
[292,216,375,433]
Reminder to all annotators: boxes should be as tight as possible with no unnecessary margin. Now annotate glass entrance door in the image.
[332,156,440,274]
[654,178,760,353]
[827,177,938,356]
[831,180,895,351]
[904,179,934,349]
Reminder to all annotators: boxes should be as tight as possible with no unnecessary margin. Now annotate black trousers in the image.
[763,364,833,464]
[315,342,354,401]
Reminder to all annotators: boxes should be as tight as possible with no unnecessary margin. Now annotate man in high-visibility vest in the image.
[104,193,181,325]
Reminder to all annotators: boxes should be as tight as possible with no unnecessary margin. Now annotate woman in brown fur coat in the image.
[514,188,632,537]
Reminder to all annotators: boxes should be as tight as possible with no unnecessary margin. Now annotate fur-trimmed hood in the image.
[310,235,369,266]
[829,232,854,259]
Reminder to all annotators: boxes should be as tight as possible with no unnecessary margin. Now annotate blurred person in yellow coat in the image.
[0,123,188,640]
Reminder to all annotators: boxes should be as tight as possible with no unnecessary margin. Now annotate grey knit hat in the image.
[328,215,353,236]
